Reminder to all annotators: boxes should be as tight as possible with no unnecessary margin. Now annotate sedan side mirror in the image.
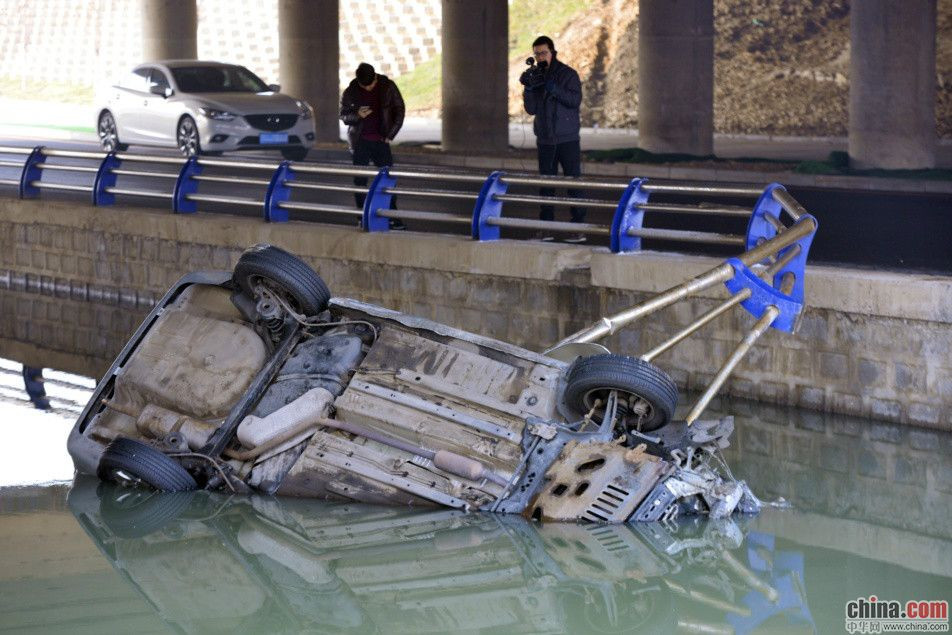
[268,83,280,93]
[150,85,173,98]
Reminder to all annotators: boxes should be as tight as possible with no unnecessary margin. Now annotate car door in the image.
[140,68,178,145]
[113,68,151,143]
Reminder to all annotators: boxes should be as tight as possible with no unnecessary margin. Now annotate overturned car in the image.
[68,202,817,523]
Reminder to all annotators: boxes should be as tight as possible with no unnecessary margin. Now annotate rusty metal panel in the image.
[529,442,668,522]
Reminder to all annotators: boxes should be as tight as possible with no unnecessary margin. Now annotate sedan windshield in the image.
[171,65,269,93]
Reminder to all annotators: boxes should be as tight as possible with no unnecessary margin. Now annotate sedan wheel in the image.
[176,116,201,157]
[98,112,125,152]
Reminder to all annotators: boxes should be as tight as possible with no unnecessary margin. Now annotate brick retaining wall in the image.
[0,198,949,430]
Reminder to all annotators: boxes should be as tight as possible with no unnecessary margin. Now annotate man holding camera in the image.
[520,35,586,242]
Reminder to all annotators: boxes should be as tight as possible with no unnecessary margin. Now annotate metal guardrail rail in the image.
[0,144,794,252]
[0,144,820,424]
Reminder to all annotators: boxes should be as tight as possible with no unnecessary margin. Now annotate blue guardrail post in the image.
[610,177,648,253]
[18,146,44,199]
[264,161,295,222]
[471,171,507,241]
[172,156,202,213]
[92,152,122,206]
[725,182,818,332]
[362,167,396,232]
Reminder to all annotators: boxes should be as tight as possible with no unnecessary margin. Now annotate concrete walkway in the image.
[2,97,950,195]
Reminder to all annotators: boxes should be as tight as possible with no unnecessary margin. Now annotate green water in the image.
[1,403,950,634]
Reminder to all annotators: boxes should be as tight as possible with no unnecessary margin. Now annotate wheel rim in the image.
[177,118,199,156]
[581,387,655,431]
[99,114,118,151]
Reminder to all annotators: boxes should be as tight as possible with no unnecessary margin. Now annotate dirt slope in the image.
[508,0,951,138]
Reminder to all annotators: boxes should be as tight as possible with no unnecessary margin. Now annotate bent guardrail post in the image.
[172,156,202,213]
[362,167,396,232]
[18,146,44,199]
[92,152,121,206]
[471,170,507,241]
[263,161,295,222]
[609,177,648,253]
[547,213,818,352]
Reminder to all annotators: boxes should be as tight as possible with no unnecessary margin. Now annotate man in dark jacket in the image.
[521,35,586,242]
[340,63,406,212]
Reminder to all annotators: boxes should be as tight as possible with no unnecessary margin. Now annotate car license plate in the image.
[260,133,288,144]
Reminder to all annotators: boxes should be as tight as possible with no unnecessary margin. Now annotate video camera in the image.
[519,57,548,89]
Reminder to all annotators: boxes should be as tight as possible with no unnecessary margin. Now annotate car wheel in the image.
[176,115,201,157]
[233,244,331,317]
[563,354,678,432]
[97,437,197,491]
[98,111,128,152]
[280,147,308,162]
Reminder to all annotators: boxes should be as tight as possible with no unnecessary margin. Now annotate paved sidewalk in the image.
[0,97,883,160]
[2,97,949,194]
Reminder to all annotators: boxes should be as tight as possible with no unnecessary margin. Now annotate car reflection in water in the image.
[68,476,815,634]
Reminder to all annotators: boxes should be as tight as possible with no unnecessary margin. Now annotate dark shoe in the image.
[532,231,555,242]
[564,233,587,244]
[389,219,407,231]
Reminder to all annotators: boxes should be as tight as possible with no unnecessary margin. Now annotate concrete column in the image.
[441,0,508,152]
[849,0,936,169]
[141,0,197,61]
[637,0,713,155]
[278,0,339,143]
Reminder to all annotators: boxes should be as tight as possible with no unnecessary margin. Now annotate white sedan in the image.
[96,61,316,161]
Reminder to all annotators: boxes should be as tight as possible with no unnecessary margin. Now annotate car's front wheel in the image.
[176,115,201,157]
[281,147,309,162]
[97,111,128,152]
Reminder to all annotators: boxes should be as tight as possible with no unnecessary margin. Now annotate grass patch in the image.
[3,122,94,133]
[398,55,441,113]
[585,147,716,164]
[0,77,94,104]
[794,151,952,179]
[586,147,952,180]
[396,0,596,113]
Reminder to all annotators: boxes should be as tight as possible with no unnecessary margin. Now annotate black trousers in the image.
[353,138,396,210]
[537,139,585,223]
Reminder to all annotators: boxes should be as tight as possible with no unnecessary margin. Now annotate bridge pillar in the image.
[637,0,713,155]
[278,0,340,143]
[142,0,197,61]
[441,0,509,152]
[849,0,936,169]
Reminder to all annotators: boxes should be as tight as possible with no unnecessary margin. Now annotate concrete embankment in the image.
[0,197,949,429]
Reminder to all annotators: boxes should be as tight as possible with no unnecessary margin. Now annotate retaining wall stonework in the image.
[0,198,949,430]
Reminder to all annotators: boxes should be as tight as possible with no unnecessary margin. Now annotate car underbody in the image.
[69,211,816,523]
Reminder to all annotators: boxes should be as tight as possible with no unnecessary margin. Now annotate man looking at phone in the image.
[340,62,406,214]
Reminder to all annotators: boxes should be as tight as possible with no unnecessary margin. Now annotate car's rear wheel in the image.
[176,115,201,157]
[563,354,678,432]
[98,111,128,152]
[233,244,331,317]
[281,147,308,162]
[97,437,197,492]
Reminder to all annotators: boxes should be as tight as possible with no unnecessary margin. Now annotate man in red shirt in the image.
[340,63,406,216]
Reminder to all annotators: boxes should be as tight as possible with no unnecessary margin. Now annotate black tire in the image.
[97,437,197,492]
[97,111,128,152]
[176,115,201,157]
[281,147,308,161]
[563,354,678,432]
[99,485,194,538]
[233,244,331,317]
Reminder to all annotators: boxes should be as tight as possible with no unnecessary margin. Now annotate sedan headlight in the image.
[296,100,313,120]
[198,107,236,121]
